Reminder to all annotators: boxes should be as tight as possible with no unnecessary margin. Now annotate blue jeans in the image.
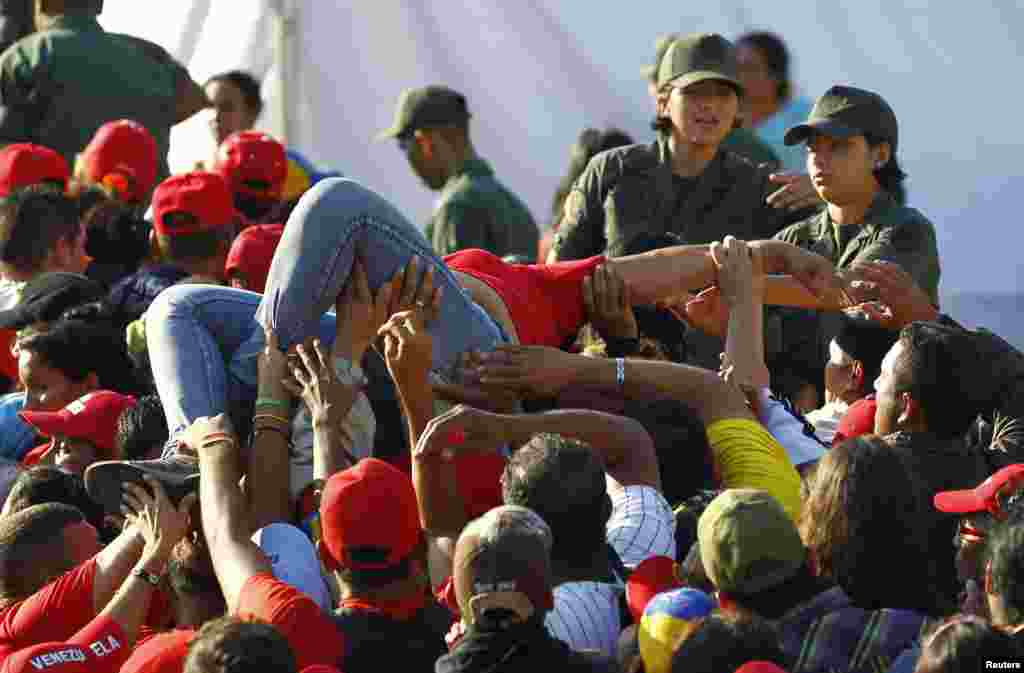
[146,178,506,446]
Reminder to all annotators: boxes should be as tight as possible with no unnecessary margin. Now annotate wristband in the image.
[255,397,289,410]
[253,413,290,426]
[615,358,625,387]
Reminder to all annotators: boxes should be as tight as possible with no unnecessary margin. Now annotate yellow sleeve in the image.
[706,418,802,521]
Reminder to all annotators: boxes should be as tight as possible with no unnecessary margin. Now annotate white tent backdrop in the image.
[102,1,1024,345]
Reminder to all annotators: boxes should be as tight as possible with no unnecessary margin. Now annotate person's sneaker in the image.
[85,455,199,514]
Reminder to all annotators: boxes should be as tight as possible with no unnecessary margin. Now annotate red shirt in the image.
[0,615,129,673]
[0,558,97,656]
[444,250,604,348]
[119,629,194,673]
[237,573,343,670]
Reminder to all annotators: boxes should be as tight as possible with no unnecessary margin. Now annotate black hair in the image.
[736,31,793,101]
[3,467,104,531]
[987,506,1024,625]
[78,188,149,275]
[916,617,1022,673]
[159,229,229,265]
[232,193,279,224]
[501,434,611,566]
[184,617,295,673]
[19,319,148,396]
[894,322,987,440]
[0,503,85,602]
[204,71,264,118]
[551,128,634,225]
[115,394,167,461]
[670,614,787,673]
[865,133,907,196]
[0,187,80,274]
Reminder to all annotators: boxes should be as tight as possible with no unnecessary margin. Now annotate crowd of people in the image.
[0,2,1017,673]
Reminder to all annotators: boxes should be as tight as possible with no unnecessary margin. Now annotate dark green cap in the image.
[376,86,471,140]
[784,85,898,150]
[656,33,742,95]
[641,33,680,83]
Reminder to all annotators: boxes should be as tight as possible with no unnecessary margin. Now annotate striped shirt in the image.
[545,485,675,656]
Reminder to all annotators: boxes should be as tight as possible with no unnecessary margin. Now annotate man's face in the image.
[805,132,877,206]
[873,340,907,435]
[401,132,447,191]
[206,80,257,145]
[62,521,101,569]
[664,80,739,148]
[18,350,92,412]
[52,435,99,476]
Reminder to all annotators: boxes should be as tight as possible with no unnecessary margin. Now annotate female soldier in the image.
[549,32,817,263]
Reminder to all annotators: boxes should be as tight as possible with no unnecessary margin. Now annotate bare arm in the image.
[91,525,144,616]
[247,327,294,530]
[195,417,274,613]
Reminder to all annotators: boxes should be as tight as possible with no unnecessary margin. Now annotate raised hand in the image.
[379,308,434,391]
[471,344,582,398]
[766,172,821,212]
[122,476,197,560]
[583,264,638,340]
[333,255,393,363]
[282,339,361,431]
[843,260,938,329]
[414,404,510,461]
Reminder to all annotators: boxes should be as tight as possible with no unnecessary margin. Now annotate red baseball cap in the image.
[0,143,69,197]
[833,396,877,445]
[734,662,788,673]
[152,172,235,237]
[80,120,158,203]
[19,391,136,455]
[934,464,1024,515]
[319,458,422,571]
[225,222,283,294]
[215,131,287,199]
[626,555,685,623]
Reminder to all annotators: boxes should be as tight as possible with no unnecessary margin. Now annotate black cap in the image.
[0,273,104,330]
[656,33,742,95]
[784,85,898,150]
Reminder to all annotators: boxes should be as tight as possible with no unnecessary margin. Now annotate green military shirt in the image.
[720,127,780,171]
[0,12,191,181]
[551,137,802,261]
[774,190,941,303]
[424,156,539,261]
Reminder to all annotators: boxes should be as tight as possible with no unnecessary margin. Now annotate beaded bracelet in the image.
[255,397,289,410]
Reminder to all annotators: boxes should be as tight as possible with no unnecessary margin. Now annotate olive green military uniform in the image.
[550,136,796,261]
[424,156,539,260]
[0,12,193,180]
[775,190,941,303]
[720,127,780,170]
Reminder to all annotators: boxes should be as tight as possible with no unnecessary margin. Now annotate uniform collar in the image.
[452,156,493,179]
[45,12,103,32]
[822,190,898,233]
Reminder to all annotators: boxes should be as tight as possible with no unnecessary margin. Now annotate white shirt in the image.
[805,400,850,446]
[545,485,675,656]
[757,388,827,466]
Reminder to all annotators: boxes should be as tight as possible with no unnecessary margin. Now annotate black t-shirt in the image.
[331,601,451,672]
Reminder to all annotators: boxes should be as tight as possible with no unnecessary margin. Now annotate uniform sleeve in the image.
[550,158,608,261]
[236,573,343,670]
[705,418,802,521]
[851,214,940,302]
[0,43,38,144]
[0,557,98,651]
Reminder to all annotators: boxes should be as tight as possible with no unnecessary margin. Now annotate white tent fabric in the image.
[101,1,1024,345]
